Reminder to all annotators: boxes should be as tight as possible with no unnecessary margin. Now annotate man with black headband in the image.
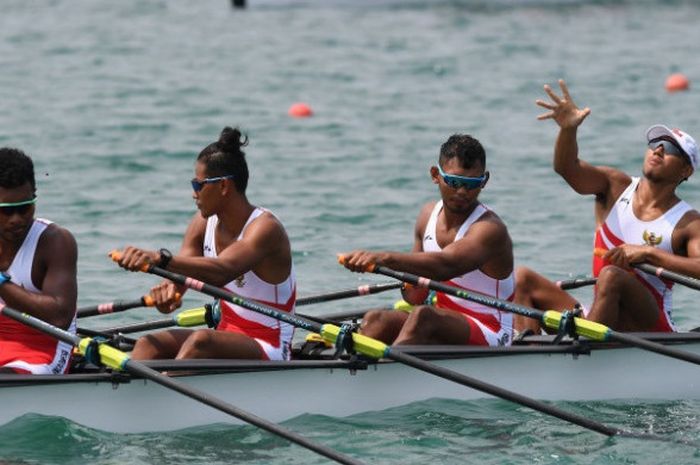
[341,134,515,346]
[514,79,700,333]
[0,148,78,373]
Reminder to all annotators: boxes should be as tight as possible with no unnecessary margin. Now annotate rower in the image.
[113,127,296,361]
[515,79,700,333]
[0,148,78,374]
[340,134,516,346]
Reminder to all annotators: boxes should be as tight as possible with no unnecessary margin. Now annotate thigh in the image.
[132,329,194,360]
[397,306,472,345]
[178,329,265,360]
[428,307,473,344]
[616,276,660,331]
[527,273,580,311]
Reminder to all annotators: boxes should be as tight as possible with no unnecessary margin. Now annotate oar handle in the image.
[556,277,597,290]
[77,295,155,318]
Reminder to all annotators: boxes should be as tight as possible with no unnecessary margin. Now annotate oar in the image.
[83,307,209,335]
[635,263,700,290]
[297,282,401,305]
[77,295,156,318]
[556,276,597,290]
[0,304,366,465]
[360,263,700,367]
[109,252,633,438]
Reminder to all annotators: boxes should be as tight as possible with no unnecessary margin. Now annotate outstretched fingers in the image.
[543,84,562,104]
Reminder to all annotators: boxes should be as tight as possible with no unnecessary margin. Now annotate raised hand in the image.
[536,79,591,129]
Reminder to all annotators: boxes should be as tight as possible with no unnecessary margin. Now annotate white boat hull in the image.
[2,337,700,433]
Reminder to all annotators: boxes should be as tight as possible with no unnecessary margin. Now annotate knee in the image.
[133,333,165,360]
[597,266,628,291]
[361,310,384,328]
[405,305,436,327]
[515,267,537,292]
[181,329,216,355]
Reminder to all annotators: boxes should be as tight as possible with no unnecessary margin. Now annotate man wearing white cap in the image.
[514,79,700,333]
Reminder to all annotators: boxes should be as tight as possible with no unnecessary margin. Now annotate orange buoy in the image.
[288,102,313,118]
[665,73,690,92]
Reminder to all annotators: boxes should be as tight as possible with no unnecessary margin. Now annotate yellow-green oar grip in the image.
[320,324,389,359]
[542,310,611,341]
[78,338,130,370]
[176,307,207,327]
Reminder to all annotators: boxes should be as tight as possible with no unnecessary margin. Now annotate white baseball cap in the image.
[646,124,699,171]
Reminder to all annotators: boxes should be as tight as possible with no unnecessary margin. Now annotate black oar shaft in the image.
[120,362,364,465]
[387,349,619,436]
[143,264,626,437]
[609,331,700,365]
[95,318,177,334]
[0,306,365,465]
[297,282,401,306]
[635,263,700,291]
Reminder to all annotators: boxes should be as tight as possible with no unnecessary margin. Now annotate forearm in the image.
[166,255,248,287]
[383,252,467,282]
[553,127,580,176]
[0,284,75,329]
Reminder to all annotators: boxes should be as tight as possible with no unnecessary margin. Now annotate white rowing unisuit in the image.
[0,218,75,374]
[423,200,515,346]
[203,208,296,360]
[593,177,693,332]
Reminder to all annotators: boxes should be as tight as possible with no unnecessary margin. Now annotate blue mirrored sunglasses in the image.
[648,138,687,160]
[0,197,37,216]
[437,165,489,190]
[190,175,235,192]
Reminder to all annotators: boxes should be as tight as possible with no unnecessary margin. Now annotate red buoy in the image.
[665,73,690,92]
[288,102,313,118]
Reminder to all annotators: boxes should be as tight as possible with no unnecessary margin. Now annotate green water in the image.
[2,0,700,463]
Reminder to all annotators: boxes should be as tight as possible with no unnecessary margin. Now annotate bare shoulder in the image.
[246,210,290,242]
[473,208,511,240]
[182,212,207,244]
[597,166,632,199]
[676,208,700,235]
[39,222,77,253]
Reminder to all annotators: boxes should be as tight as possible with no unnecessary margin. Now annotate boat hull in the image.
[2,337,700,433]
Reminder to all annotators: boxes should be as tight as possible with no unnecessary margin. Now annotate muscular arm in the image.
[380,216,511,281]
[165,212,289,287]
[553,127,622,196]
[0,225,77,329]
[343,210,512,283]
[538,79,631,202]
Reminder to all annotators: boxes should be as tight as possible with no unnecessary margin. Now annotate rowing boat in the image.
[2,332,700,433]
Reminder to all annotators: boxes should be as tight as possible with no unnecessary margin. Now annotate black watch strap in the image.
[158,248,173,269]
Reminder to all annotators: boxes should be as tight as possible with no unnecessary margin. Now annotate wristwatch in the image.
[158,248,173,269]
[0,271,12,286]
